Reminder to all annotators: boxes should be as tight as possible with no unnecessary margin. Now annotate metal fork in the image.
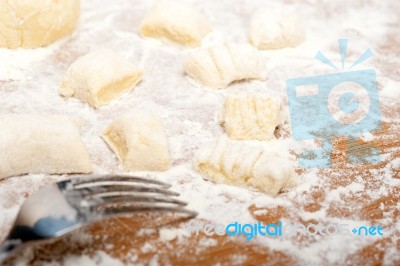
[0,174,197,262]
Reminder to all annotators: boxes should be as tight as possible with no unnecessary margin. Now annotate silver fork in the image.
[0,174,197,262]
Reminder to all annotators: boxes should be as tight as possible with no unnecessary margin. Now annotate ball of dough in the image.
[102,113,170,172]
[0,0,80,49]
[249,7,304,50]
[140,0,212,46]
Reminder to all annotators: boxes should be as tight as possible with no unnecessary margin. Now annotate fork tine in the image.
[97,204,198,219]
[84,193,188,206]
[72,175,171,188]
[72,185,180,197]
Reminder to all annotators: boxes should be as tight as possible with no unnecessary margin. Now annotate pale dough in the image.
[249,7,304,50]
[220,94,283,141]
[60,49,143,108]
[0,0,80,49]
[140,0,212,46]
[0,115,92,179]
[194,136,297,195]
[183,44,266,89]
[102,113,170,171]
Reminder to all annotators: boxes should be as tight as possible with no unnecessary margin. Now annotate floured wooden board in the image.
[0,0,399,265]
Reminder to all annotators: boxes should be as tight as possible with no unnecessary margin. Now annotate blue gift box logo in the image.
[286,39,381,168]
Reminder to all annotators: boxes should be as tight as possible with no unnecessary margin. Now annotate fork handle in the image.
[0,239,20,263]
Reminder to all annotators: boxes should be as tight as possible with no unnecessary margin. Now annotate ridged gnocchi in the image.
[220,94,283,141]
[0,115,92,179]
[60,49,143,108]
[102,113,170,172]
[194,136,297,195]
[249,7,304,50]
[140,0,212,46]
[183,44,266,89]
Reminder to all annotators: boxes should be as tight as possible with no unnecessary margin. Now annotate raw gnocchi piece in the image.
[140,0,212,46]
[60,49,143,108]
[249,7,304,50]
[102,113,170,171]
[0,115,92,179]
[194,136,297,195]
[220,94,283,141]
[183,44,266,89]
[0,0,79,48]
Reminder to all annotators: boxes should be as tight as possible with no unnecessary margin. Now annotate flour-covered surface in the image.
[0,0,399,265]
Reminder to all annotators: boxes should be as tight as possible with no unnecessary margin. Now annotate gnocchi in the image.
[194,136,297,195]
[140,0,212,46]
[0,115,92,179]
[220,94,283,141]
[0,0,79,48]
[60,49,143,108]
[183,44,266,89]
[249,7,304,50]
[102,113,170,171]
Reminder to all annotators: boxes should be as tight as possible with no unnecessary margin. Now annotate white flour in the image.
[0,0,399,265]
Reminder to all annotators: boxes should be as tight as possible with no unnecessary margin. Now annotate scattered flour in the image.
[0,0,398,265]
[51,251,124,266]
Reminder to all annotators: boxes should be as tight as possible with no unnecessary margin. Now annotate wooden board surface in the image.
[2,110,399,266]
[1,0,399,265]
